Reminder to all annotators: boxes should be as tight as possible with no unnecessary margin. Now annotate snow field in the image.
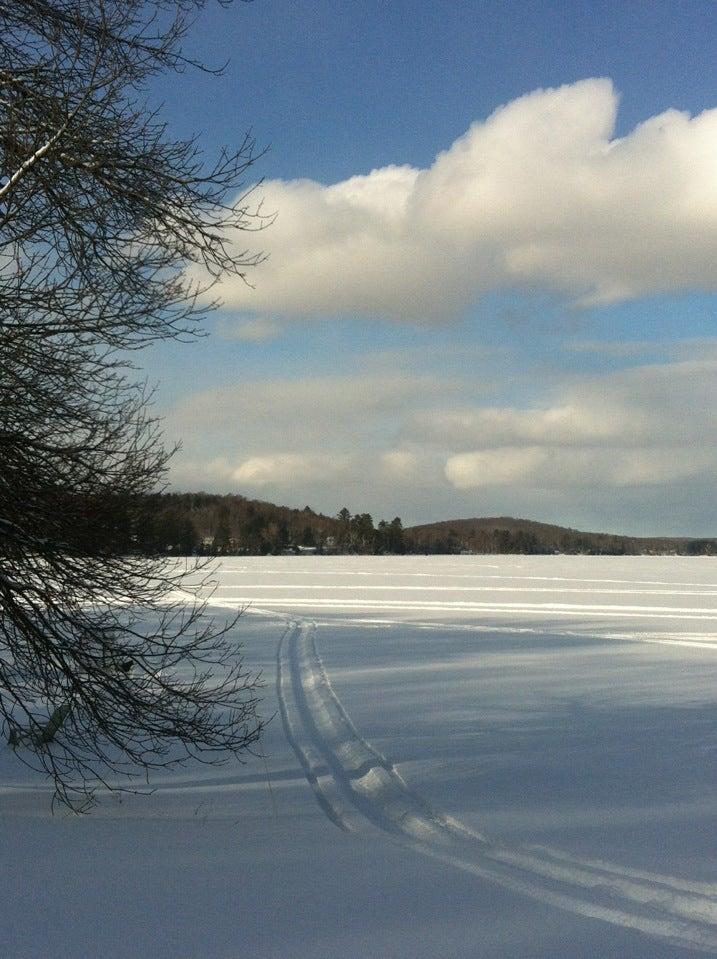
[2,554,717,958]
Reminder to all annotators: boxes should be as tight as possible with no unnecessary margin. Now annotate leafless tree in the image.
[0,0,269,810]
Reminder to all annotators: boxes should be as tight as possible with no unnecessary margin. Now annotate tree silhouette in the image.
[0,0,267,810]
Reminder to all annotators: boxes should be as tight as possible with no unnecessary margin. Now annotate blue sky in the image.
[144,0,717,535]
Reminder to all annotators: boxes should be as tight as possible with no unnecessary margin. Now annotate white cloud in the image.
[215,78,717,321]
[445,445,712,489]
[380,450,419,478]
[407,357,717,451]
[164,351,717,533]
[446,447,547,487]
[216,317,281,341]
[231,453,354,486]
[440,357,717,490]
[407,403,641,449]
[166,372,452,452]
[163,372,455,495]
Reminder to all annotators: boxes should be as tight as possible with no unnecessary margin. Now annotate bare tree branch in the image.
[0,0,269,811]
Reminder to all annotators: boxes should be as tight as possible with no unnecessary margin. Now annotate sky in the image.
[142,0,717,536]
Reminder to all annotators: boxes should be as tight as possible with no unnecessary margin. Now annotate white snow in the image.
[2,554,717,958]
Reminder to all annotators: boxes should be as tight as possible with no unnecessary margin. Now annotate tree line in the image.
[134,493,408,555]
[129,493,717,557]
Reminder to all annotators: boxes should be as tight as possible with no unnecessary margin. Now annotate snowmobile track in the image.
[277,618,717,953]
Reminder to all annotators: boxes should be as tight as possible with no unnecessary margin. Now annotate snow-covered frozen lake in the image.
[3,555,717,958]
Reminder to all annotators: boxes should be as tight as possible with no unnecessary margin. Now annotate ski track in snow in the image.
[218,567,717,589]
[221,584,717,596]
[215,596,717,628]
[277,619,717,954]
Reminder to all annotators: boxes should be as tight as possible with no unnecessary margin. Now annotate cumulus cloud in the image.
[215,78,717,321]
[216,317,281,341]
[231,452,354,486]
[407,357,717,451]
[380,450,419,478]
[166,372,449,453]
[407,403,640,449]
[163,372,456,497]
[445,446,712,489]
[164,349,717,532]
[439,357,717,490]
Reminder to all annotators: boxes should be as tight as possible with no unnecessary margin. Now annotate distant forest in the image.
[130,492,717,557]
